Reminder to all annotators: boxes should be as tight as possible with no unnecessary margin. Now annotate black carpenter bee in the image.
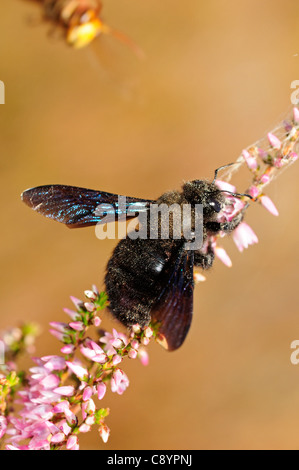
[21,165,251,350]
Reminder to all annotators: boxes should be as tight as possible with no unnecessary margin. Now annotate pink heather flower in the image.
[66,435,79,450]
[84,302,95,312]
[294,107,299,123]
[53,386,75,396]
[100,329,129,354]
[49,329,68,342]
[112,354,122,366]
[260,174,270,184]
[49,322,69,333]
[82,386,93,402]
[132,324,141,334]
[194,272,206,283]
[82,399,96,420]
[85,415,95,425]
[50,432,65,443]
[214,246,232,268]
[99,424,110,444]
[249,185,259,199]
[128,349,137,359]
[63,308,80,321]
[220,194,246,223]
[131,339,139,350]
[79,423,91,433]
[144,327,153,339]
[66,361,88,380]
[84,290,97,300]
[97,382,106,400]
[111,369,129,395]
[138,348,149,366]
[42,355,66,371]
[290,152,298,162]
[52,401,77,425]
[39,374,60,390]
[215,180,236,193]
[0,416,7,439]
[69,321,84,331]
[233,222,258,252]
[242,149,258,171]
[141,337,150,346]
[80,339,107,363]
[52,400,70,414]
[57,420,72,436]
[260,195,279,216]
[93,316,101,327]
[70,296,83,309]
[267,132,282,149]
[60,344,75,354]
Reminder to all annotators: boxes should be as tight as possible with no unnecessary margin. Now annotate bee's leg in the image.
[194,243,215,270]
[220,211,244,234]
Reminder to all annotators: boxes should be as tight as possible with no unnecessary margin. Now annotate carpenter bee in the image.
[21,165,251,350]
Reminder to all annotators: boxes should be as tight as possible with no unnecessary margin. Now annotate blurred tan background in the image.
[1,0,299,450]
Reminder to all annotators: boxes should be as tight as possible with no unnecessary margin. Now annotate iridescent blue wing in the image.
[151,247,194,351]
[21,185,152,228]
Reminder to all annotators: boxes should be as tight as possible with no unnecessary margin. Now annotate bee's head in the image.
[182,180,225,218]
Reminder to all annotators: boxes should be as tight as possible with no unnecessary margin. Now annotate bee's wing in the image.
[151,247,194,351]
[21,185,152,228]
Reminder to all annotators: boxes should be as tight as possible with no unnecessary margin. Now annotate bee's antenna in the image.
[212,162,238,184]
[220,190,254,200]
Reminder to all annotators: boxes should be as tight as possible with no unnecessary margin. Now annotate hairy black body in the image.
[21,173,248,350]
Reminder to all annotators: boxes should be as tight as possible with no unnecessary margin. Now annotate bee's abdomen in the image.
[105,238,179,328]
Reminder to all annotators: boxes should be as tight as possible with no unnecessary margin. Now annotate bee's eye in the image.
[209,199,222,213]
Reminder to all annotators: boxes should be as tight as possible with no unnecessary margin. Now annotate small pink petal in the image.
[144,327,153,339]
[66,361,88,380]
[53,386,75,396]
[249,185,259,199]
[215,180,236,193]
[138,348,149,366]
[93,316,101,327]
[290,151,298,162]
[0,416,7,439]
[50,432,65,443]
[215,246,232,267]
[79,423,91,433]
[84,290,97,300]
[99,425,110,444]
[42,356,66,371]
[233,222,258,252]
[128,349,137,359]
[260,195,279,216]
[260,174,270,184]
[61,344,75,355]
[82,386,93,402]
[52,400,70,414]
[131,340,139,350]
[40,374,60,389]
[194,272,206,283]
[63,308,80,321]
[66,435,78,450]
[69,321,84,331]
[49,322,69,332]
[267,133,282,149]
[49,329,68,342]
[112,354,122,366]
[242,149,258,170]
[97,382,106,400]
[293,107,299,123]
[70,296,83,309]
